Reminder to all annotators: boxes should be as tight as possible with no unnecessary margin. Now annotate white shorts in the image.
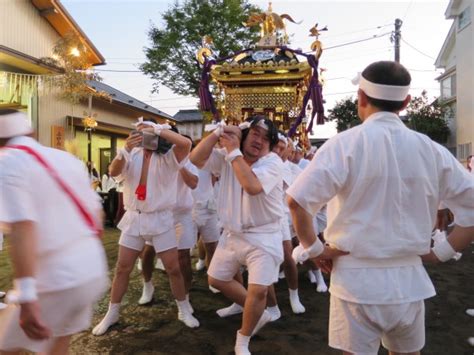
[329,295,425,354]
[119,228,177,253]
[0,277,107,352]
[208,236,280,286]
[281,218,292,242]
[197,213,220,244]
[174,211,197,250]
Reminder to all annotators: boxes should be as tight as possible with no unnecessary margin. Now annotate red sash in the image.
[6,145,102,238]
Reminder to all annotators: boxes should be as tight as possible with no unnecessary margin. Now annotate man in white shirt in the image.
[93,118,199,335]
[0,109,108,354]
[266,132,305,317]
[192,168,221,273]
[191,116,284,355]
[138,158,199,307]
[287,61,474,355]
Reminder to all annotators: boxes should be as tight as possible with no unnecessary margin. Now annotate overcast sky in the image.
[62,0,453,138]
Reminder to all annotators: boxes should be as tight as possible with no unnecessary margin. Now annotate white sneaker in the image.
[195,259,206,271]
[155,258,165,271]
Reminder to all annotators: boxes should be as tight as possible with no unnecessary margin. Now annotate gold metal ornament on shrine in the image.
[196,1,328,142]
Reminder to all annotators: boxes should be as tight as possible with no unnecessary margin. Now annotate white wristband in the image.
[153,123,171,136]
[116,147,130,161]
[432,239,457,262]
[6,277,38,304]
[305,238,325,258]
[225,148,243,163]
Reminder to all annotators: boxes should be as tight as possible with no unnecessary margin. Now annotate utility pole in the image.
[392,18,403,63]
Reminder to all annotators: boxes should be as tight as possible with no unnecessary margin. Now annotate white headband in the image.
[0,111,33,138]
[238,119,269,131]
[352,72,410,101]
[278,133,288,146]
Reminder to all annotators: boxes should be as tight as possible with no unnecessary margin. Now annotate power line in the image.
[402,0,414,21]
[401,38,435,60]
[322,32,392,51]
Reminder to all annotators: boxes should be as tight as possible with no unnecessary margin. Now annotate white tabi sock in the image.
[278,271,285,279]
[466,309,474,317]
[136,258,143,271]
[186,294,194,314]
[289,289,305,314]
[155,258,165,271]
[92,303,120,336]
[307,270,316,284]
[468,337,474,347]
[314,269,328,293]
[176,299,199,328]
[251,309,272,336]
[234,331,251,355]
[138,281,154,305]
[266,305,281,321]
[216,302,243,318]
[195,258,206,271]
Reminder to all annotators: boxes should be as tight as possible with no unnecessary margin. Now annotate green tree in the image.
[406,91,450,144]
[327,96,360,132]
[141,0,261,96]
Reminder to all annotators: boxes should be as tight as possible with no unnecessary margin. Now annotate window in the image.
[458,142,472,160]
[458,6,471,31]
[441,74,456,100]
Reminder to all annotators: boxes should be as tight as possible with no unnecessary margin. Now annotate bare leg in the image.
[141,245,155,282]
[111,246,141,303]
[266,285,277,307]
[240,284,269,336]
[178,249,193,294]
[209,276,247,306]
[158,248,186,301]
[198,237,206,260]
[92,245,141,335]
[282,240,298,290]
[48,335,72,355]
[204,241,217,268]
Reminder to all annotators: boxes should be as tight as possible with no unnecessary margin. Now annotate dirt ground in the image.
[0,228,473,355]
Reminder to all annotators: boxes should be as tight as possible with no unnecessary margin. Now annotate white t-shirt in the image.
[101,174,117,193]
[0,136,107,293]
[204,149,284,260]
[174,161,198,213]
[287,111,474,304]
[118,147,183,213]
[298,158,310,170]
[116,147,185,236]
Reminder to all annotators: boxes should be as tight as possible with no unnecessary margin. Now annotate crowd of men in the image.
[0,61,473,355]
